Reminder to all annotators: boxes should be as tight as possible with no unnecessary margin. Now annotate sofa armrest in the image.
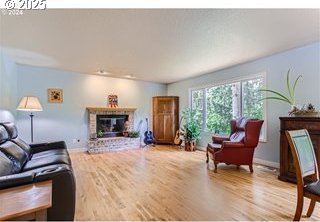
[0,172,35,189]
[33,164,76,221]
[222,141,245,148]
[30,141,67,154]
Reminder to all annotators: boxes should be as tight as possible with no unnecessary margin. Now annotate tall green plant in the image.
[259,69,302,105]
[181,108,201,143]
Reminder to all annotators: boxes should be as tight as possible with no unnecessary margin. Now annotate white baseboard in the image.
[253,158,279,169]
[196,146,206,151]
[68,147,88,153]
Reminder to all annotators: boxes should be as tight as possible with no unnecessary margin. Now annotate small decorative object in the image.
[291,103,320,116]
[48,88,63,103]
[259,69,303,116]
[181,108,201,151]
[108,95,118,108]
[123,121,130,137]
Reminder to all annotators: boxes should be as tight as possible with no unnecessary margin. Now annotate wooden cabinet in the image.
[279,117,320,183]
[152,96,179,144]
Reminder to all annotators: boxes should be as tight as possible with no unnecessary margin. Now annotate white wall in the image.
[0,49,18,122]
[168,42,320,164]
[16,65,167,148]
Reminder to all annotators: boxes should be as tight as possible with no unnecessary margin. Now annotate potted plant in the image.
[260,69,319,116]
[259,69,303,115]
[181,108,201,151]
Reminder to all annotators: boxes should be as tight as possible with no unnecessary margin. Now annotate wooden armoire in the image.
[152,96,179,144]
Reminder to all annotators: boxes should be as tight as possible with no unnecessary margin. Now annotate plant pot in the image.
[185,140,196,152]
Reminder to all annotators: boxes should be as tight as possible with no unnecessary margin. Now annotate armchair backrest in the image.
[229,117,249,143]
[230,117,247,134]
[244,119,264,147]
[229,118,264,148]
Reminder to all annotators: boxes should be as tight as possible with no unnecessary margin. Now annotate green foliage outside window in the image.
[191,77,264,134]
[242,79,263,120]
[206,84,233,133]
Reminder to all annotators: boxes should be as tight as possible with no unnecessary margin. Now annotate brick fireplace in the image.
[87,107,140,153]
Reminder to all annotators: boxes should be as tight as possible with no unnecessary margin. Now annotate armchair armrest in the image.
[222,141,245,148]
[212,134,230,144]
[30,141,67,154]
[0,172,35,189]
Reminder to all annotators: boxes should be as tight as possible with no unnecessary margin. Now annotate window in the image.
[190,73,266,140]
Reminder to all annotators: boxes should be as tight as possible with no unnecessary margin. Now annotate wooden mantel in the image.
[86,107,136,112]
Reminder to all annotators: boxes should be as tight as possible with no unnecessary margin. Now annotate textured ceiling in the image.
[0,9,319,83]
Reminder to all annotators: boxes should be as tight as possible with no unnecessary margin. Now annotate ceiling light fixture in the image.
[124,74,136,79]
[96,69,110,75]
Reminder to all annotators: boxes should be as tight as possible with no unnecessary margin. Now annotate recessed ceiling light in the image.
[96,69,110,75]
[124,74,136,79]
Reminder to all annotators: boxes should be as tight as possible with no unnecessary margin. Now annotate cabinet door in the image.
[157,98,173,114]
[163,115,174,141]
[153,115,165,141]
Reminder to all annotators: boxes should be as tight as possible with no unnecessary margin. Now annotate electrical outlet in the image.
[72,139,77,143]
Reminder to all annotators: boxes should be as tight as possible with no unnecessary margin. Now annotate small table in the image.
[0,180,52,221]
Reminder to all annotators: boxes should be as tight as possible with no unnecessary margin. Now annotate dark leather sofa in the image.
[0,122,76,221]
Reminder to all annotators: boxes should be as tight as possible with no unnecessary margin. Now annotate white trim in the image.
[253,158,280,169]
[68,147,88,153]
[196,146,206,151]
[188,71,266,91]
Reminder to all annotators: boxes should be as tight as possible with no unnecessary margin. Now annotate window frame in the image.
[189,72,267,142]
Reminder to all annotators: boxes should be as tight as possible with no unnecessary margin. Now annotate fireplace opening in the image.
[96,114,129,138]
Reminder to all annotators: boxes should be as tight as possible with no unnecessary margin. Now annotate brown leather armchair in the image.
[206,117,264,173]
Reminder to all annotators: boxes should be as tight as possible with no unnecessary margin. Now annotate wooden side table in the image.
[0,180,52,221]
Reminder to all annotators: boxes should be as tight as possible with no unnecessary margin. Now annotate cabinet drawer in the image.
[281,121,320,131]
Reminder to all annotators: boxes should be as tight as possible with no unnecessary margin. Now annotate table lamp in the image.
[16,96,43,143]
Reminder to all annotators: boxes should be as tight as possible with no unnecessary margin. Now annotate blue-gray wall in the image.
[0,49,17,122]
[1,42,319,165]
[168,42,320,165]
[16,65,167,148]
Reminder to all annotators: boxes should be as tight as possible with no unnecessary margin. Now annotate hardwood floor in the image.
[70,146,320,221]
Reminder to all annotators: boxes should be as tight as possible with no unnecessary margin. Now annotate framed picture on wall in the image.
[108,95,118,108]
[48,88,63,103]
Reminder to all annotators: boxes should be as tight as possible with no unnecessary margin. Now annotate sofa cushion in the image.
[12,138,32,159]
[0,126,9,144]
[31,149,68,159]
[22,154,71,172]
[0,141,28,173]
[1,122,18,139]
[0,151,14,176]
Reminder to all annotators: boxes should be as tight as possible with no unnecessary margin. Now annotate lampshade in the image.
[17,96,43,112]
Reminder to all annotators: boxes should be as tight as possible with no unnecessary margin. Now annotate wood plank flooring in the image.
[70,145,320,221]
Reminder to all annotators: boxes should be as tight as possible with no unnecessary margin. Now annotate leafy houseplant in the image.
[259,69,302,115]
[97,130,104,138]
[181,108,201,151]
[128,131,140,138]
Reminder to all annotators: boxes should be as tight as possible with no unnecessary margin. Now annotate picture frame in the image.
[48,88,63,103]
[108,95,118,108]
